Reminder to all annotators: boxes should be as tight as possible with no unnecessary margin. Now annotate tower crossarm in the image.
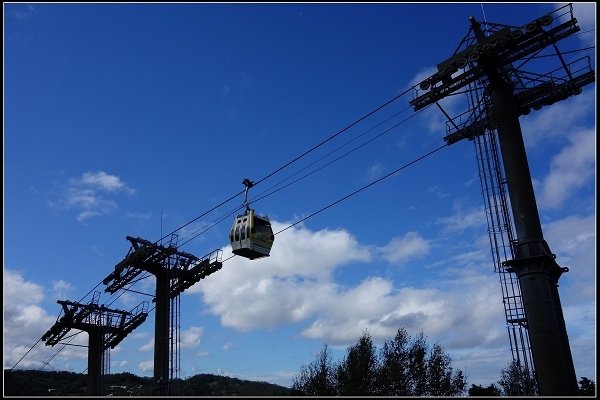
[169,249,223,299]
[41,299,146,347]
[443,117,489,145]
[499,17,580,69]
[103,236,179,293]
[409,6,585,112]
[104,301,149,350]
[443,66,594,147]
[515,69,595,112]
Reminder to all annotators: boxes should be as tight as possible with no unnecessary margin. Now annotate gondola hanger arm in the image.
[242,178,254,211]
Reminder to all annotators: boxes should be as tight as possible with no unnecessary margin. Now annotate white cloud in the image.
[199,221,371,285]
[76,210,104,221]
[49,170,135,221]
[190,210,594,385]
[4,208,592,387]
[4,269,45,307]
[180,326,203,349]
[3,269,86,370]
[298,268,506,350]
[436,204,486,234]
[51,280,74,300]
[138,360,154,373]
[193,222,508,361]
[542,214,596,306]
[536,128,595,209]
[192,222,371,331]
[521,89,595,148]
[76,171,134,194]
[130,331,149,340]
[377,232,431,264]
[139,339,154,352]
[407,66,437,90]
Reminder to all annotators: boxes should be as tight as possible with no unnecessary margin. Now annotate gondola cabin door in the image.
[229,209,274,260]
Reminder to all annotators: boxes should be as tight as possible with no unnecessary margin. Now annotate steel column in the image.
[88,327,103,396]
[488,69,578,397]
[154,269,170,396]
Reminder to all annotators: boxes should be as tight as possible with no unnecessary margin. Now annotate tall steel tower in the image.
[409,4,594,395]
[103,235,223,396]
[41,291,149,396]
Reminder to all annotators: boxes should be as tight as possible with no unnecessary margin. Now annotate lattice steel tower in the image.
[409,3,594,395]
[41,291,149,396]
[103,235,223,396]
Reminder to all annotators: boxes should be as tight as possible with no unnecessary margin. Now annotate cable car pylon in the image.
[408,4,593,395]
[229,178,275,260]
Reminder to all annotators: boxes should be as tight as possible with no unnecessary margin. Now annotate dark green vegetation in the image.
[577,377,597,396]
[5,333,595,397]
[292,329,466,396]
[492,359,593,396]
[467,374,597,397]
[3,369,292,396]
[291,328,596,397]
[497,359,538,396]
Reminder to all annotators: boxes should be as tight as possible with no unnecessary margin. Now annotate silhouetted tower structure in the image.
[409,4,594,396]
[103,235,223,396]
[41,291,149,396]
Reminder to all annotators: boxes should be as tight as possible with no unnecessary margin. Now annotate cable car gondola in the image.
[229,179,275,260]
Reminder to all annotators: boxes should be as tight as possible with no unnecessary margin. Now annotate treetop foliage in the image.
[292,328,467,396]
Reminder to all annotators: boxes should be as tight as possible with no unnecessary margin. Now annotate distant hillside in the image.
[4,369,295,396]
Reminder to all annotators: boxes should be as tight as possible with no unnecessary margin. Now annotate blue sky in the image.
[4,2,596,389]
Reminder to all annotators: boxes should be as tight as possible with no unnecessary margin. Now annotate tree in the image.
[427,343,451,395]
[291,328,467,396]
[423,342,466,396]
[291,344,336,396]
[498,359,538,396]
[451,369,467,396]
[408,331,428,396]
[578,377,596,396]
[335,331,379,396]
[468,383,502,396]
[376,327,411,395]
